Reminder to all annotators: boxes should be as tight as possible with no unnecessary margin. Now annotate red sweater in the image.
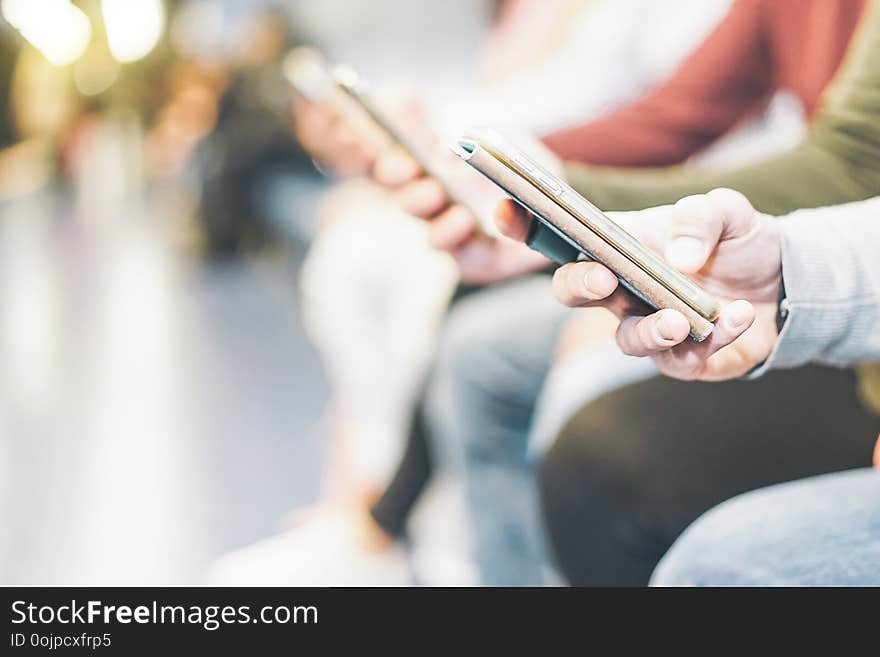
[543,0,866,167]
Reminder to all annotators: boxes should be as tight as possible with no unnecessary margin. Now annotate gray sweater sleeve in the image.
[753,197,880,373]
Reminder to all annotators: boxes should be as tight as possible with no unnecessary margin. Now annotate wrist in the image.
[748,208,870,375]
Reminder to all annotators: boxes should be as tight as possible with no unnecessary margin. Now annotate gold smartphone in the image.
[283,47,493,237]
[454,129,721,340]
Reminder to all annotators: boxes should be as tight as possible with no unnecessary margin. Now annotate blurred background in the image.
[0,0,808,585]
[0,0,504,585]
[0,0,335,585]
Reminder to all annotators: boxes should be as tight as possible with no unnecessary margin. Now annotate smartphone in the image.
[283,47,493,237]
[453,129,721,340]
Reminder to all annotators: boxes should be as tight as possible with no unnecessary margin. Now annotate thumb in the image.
[665,188,756,273]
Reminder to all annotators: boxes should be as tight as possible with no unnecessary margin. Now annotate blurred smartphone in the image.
[283,47,493,237]
[453,129,721,340]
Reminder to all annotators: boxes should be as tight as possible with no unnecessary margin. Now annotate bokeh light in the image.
[102,0,165,63]
[1,0,92,67]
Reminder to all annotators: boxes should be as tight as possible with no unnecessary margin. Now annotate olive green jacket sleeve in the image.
[564,0,880,215]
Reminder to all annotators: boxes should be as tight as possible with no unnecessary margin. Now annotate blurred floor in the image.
[0,185,328,584]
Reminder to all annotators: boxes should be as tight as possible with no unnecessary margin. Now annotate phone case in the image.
[456,142,715,341]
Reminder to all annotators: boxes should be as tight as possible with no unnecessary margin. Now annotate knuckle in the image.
[552,270,576,306]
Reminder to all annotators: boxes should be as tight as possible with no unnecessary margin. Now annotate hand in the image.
[295,87,557,284]
[292,96,376,177]
[495,188,783,380]
[373,135,557,284]
[292,89,427,177]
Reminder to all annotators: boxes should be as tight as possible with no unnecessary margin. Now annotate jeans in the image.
[423,275,569,585]
[423,274,662,585]
[651,468,880,586]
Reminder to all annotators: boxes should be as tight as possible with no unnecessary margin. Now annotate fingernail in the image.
[584,267,614,297]
[666,236,705,270]
[583,270,595,296]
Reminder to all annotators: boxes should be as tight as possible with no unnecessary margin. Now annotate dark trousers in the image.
[538,366,880,586]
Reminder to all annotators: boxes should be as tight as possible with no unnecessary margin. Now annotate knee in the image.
[650,481,814,586]
[537,429,588,526]
[652,470,880,586]
[649,493,766,586]
[538,410,640,525]
[537,416,662,586]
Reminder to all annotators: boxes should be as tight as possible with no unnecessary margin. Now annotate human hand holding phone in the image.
[496,187,783,381]
[286,47,427,177]
[293,96,377,176]
[292,88,429,178]
[286,48,553,284]
[373,143,552,284]
[294,86,549,284]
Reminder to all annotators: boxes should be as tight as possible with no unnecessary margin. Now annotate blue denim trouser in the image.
[424,276,569,585]
[423,275,657,585]
[651,468,880,586]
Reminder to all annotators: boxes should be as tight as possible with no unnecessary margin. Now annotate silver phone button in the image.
[513,155,537,174]
[538,174,562,195]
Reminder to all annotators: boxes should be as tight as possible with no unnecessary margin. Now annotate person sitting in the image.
[502,188,880,586]
[374,0,875,584]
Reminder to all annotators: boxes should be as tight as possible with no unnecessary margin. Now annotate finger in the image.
[687,299,756,362]
[427,205,476,251]
[653,299,756,379]
[330,117,361,150]
[551,261,620,307]
[293,97,330,140]
[664,195,725,273]
[614,309,691,357]
[333,155,372,177]
[394,177,448,218]
[665,188,755,273]
[373,147,421,187]
[292,96,311,117]
[696,343,763,381]
[493,198,532,242]
[389,96,434,146]
[328,122,374,175]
